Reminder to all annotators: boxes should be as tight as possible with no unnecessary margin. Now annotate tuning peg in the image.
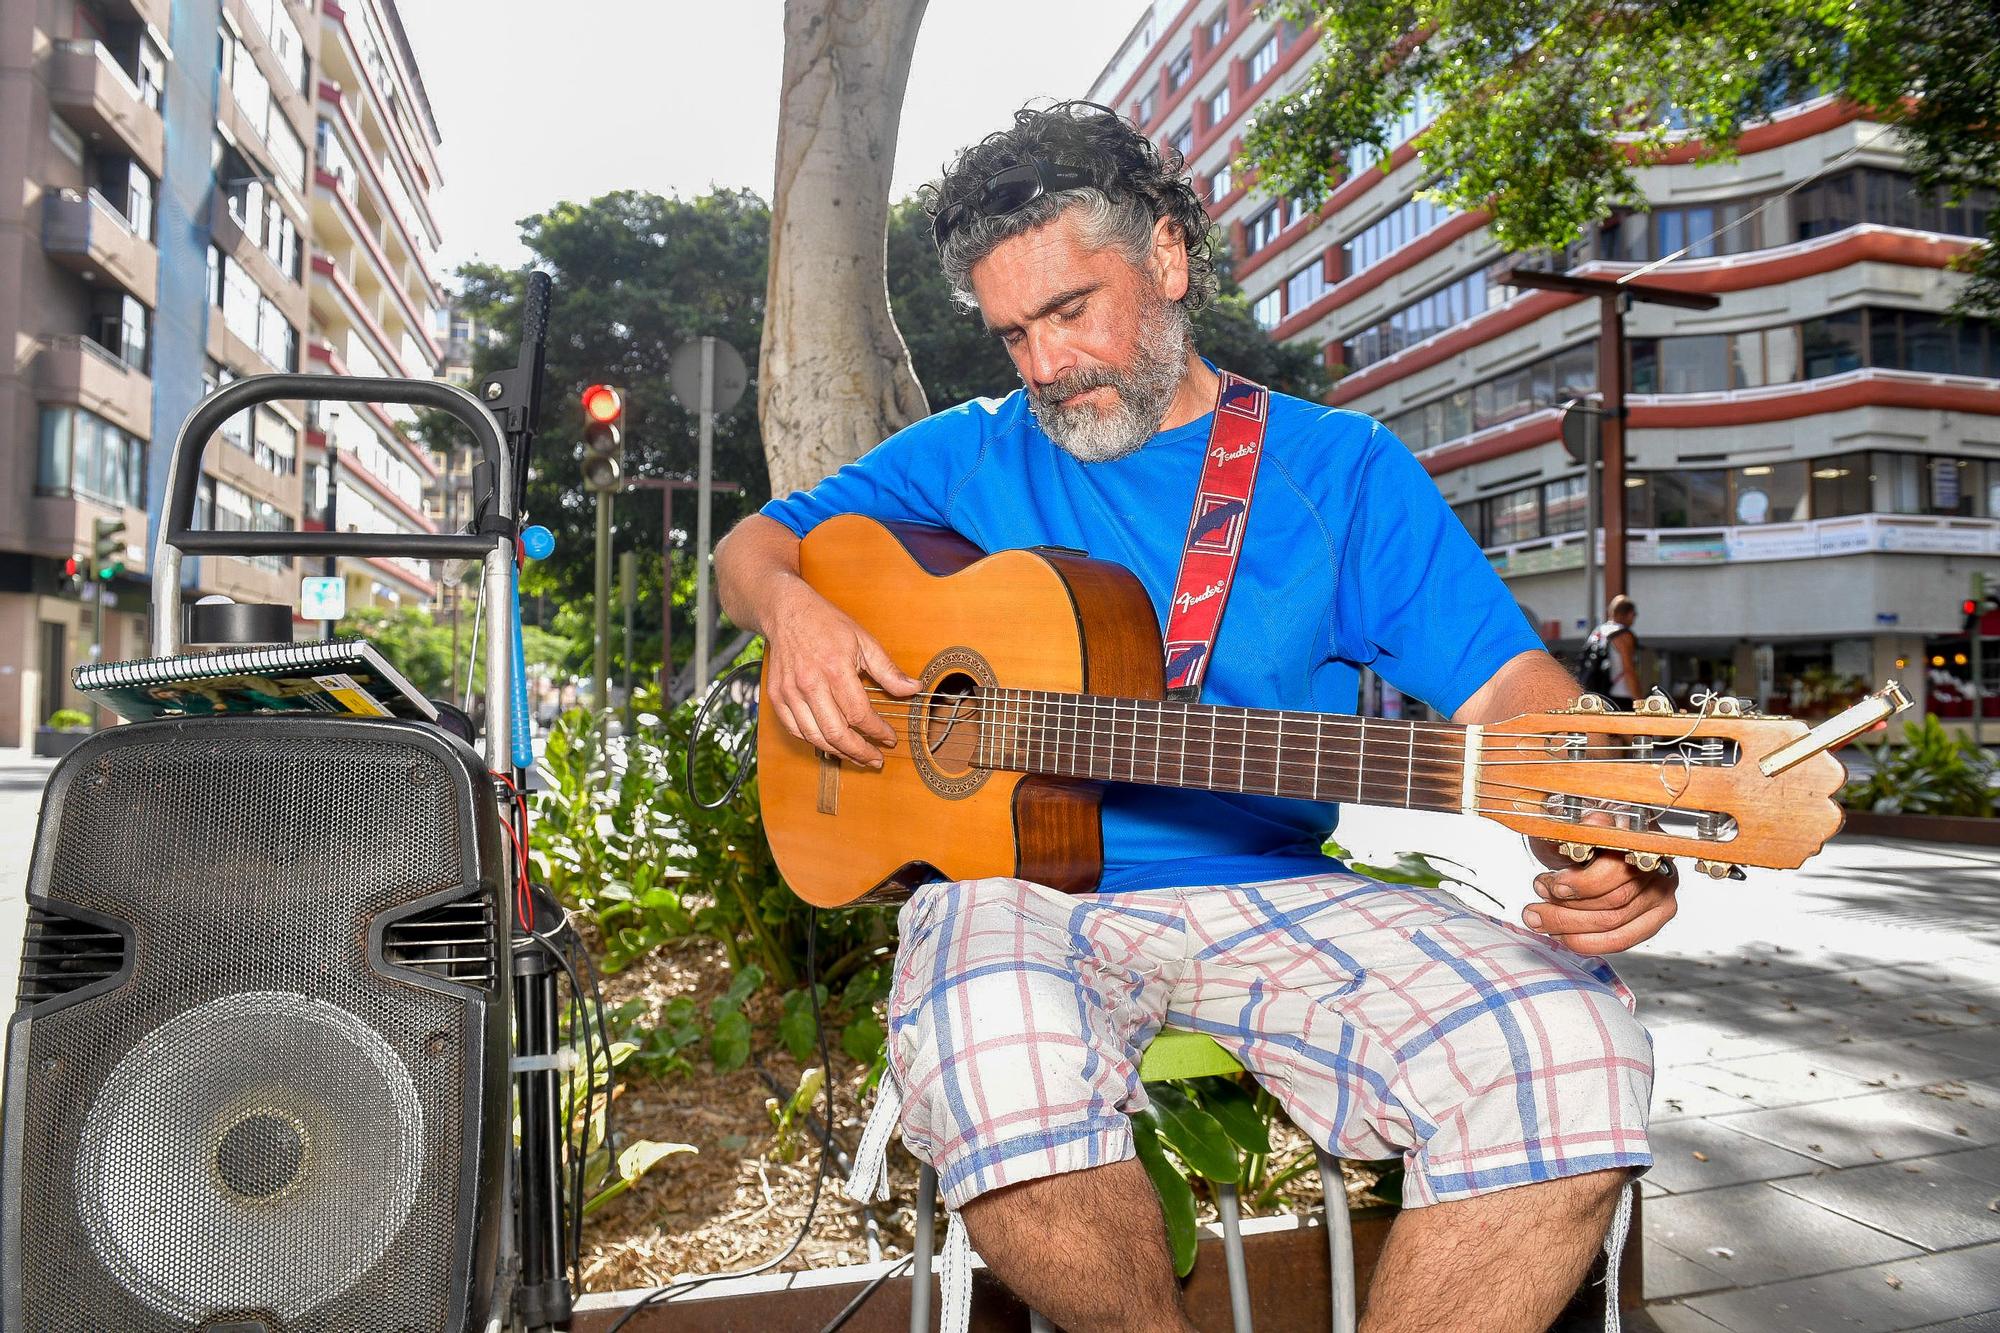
[1556,841,1596,864]
[1636,693,1676,716]
[1624,850,1663,872]
[1693,859,1746,880]
[1569,694,1612,714]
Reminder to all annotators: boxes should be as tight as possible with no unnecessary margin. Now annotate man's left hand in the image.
[1521,841,1679,955]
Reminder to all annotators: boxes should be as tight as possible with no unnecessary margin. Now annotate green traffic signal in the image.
[91,516,126,583]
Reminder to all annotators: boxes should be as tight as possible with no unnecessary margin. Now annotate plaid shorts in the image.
[881,872,1654,1210]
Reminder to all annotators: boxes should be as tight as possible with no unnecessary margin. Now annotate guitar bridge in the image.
[817,749,840,815]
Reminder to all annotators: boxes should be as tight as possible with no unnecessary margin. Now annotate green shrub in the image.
[46,709,92,732]
[1842,715,1997,818]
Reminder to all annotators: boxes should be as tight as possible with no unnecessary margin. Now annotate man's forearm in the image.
[714,514,808,636]
[1452,648,1584,726]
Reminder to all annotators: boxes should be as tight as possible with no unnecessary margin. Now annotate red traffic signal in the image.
[1968,599,1982,617]
[64,556,81,579]
[581,384,623,425]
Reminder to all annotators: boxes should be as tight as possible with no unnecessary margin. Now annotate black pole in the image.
[322,436,339,641]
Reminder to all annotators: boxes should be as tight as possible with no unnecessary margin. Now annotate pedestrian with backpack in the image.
[1579,594,1641,709]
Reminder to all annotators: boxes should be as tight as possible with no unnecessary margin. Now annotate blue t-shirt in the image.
[760,385,1541,891]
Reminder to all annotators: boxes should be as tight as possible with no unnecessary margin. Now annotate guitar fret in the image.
[1355,716,1367,805]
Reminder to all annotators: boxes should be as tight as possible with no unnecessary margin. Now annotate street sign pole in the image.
[620,549,637,728]
[695,336,717,698]
[594,490,610,714]
[1976,571,1987,747]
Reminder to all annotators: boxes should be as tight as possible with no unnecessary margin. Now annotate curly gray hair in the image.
[924,100,1220,315]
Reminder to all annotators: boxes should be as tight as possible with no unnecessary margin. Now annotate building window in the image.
[1285,258,1331,314]
[1794,167,1995,242]
[1251,289,1283,330]
[1345,88,1441,177]
[1344,267,1498,372]
[1209,164,1233,202]
[1203,85,1230,128]
[1166,45,1193,92]
[38,407,145,508]
[1248,35,1279,83]
[95,156,155,239]
[49,113,85,166]
[1169,120,1194,162]
[1486,486,1541,545]
[1385,341,1595,453]
[1136,90,1156,125]
[1728,461,1808,525]
[1542,475,1589,535]
[90,292,151,373]
[1244,203,1282,254]
[1203,11,1228,50]
[1340,192,1454,276]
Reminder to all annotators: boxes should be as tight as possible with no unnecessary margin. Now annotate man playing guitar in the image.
[716,101,1670,1333]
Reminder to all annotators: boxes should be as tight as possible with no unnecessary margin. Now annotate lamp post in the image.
[1497,268,1720,604]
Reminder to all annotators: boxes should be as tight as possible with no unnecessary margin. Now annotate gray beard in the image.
[1027,297,1193,463]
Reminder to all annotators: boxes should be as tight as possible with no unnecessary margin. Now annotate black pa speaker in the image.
[2,716,510,1332]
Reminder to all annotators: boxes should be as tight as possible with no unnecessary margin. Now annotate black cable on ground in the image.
[818,1254,916,1333]
[602,909,837,1333]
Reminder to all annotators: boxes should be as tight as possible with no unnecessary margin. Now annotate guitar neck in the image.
[973,689,1473,815]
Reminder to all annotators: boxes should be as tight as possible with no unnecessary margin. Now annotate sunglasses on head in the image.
[931,155,1096,253]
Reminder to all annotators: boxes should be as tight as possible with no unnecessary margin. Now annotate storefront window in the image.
[1728,461,1806,524]
[1809,452,1870,517]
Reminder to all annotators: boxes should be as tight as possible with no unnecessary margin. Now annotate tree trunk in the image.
[760,0,931,498]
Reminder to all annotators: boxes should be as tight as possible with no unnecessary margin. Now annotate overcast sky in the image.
[396,2,1150,277]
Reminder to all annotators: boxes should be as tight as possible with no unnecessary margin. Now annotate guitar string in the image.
[842,697,1713,763]
[853,685,1729,755]
[799,721,1721,824]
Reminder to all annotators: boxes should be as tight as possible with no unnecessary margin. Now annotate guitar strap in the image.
[1162,370,1270,701]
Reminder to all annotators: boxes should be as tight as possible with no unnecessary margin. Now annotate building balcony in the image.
[36,336,152,440]
[41,189,158,308]
[95,0,171,39]
[47,41,166,178]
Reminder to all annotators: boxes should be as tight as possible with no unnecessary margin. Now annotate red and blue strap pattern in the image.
[1162,371,1270,699]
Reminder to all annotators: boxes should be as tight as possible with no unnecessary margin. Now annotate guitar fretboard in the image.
[970,689,1468,814]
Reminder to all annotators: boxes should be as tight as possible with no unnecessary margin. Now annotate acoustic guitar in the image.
[758,514,1909,908]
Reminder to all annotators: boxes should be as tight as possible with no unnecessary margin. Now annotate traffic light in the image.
[1966,594,2000,634]
[91,516,126,582]
[580,384,624,493]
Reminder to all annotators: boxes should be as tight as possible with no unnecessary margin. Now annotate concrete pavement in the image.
[0,749,1995,1329]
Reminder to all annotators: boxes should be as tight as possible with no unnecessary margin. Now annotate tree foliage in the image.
[1244,0,2000,314]
[452,190,770,676]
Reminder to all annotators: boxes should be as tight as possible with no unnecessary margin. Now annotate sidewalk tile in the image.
[1808,1038,2000,1088]
[1641,1301,1737,1332]
[1647,1181,1921,1287]
[1935,1145,2000,1185]
[1771,1153,2000,1251]
[1644,1120,1827,1193]
[1691,1052,1885,1110]
[1911,1028,2000,1070]
[1708,1088,1998,1169]
[1907,1313,2000,1332]
[1684,1242,2000,1333]
[1652,1071,1765,1122]
[1643,1237,1740,1301]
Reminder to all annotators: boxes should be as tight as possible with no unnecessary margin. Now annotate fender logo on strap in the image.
[1163,370,1269,699]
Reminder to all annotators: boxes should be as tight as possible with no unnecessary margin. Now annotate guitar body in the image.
[760,515,1165,907]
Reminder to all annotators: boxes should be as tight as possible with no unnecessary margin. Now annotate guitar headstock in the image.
[1473,683,1911,876]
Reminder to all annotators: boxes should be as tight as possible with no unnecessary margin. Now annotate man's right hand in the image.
[762,580,920,769]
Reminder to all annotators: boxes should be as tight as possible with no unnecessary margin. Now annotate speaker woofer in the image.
[75,991,425,1321]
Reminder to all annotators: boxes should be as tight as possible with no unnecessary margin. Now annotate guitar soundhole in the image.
[924,673,983,774]
[910,649,996,800]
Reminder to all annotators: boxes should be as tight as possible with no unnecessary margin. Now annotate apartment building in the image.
[0,0,445,748]
[1091,2,2000,725]
[306,0,443,616]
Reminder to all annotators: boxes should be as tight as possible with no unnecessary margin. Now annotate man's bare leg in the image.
[960,1158,1196,1333]
[1361,1167,1629,1333]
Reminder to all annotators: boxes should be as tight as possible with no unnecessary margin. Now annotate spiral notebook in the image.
[74,639,439,724]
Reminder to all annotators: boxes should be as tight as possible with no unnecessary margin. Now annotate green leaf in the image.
[1133,1112,1199,1278]
[1189,1077,1271,1155]
[779,985,829,1062]
[709,1010,751,1071]
[583,1138,697,1216]
[841,1012,886,1066]
[711,963,766,1020]
[1146,1084,1241,1182]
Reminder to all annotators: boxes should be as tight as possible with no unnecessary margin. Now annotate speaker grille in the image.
[16,904,126,1005]
[9,721,501,1333]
